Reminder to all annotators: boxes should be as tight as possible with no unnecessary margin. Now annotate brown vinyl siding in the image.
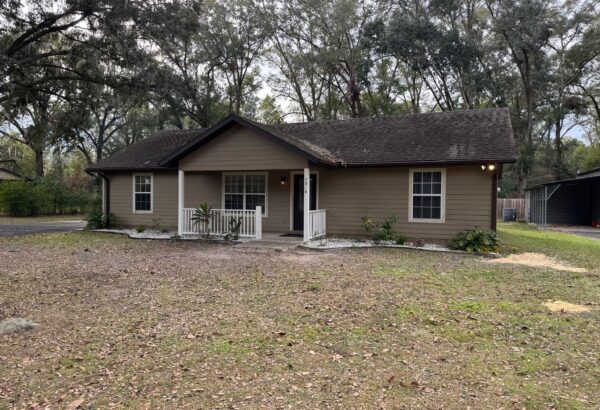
[179,124,308,171]
[184,172,221,209]
[108,170,293,231]
[107,166,493,239]
[108,172,178,228]
[316,165,493,240]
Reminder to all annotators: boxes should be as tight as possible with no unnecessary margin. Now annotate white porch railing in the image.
[308,209,326,240]
[181,206,262,238]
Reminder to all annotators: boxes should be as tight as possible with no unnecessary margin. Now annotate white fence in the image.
[308,209,326,240]
[181,207,262,238]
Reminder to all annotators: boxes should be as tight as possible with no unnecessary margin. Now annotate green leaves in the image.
[448,227,500,253]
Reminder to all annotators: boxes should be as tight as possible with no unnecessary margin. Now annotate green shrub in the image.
[0,180,94,216]
[85,209,117,229]
[361,215,399,243]
[135,225,146,233]
[448,227,500,253]
[395,235,407,245]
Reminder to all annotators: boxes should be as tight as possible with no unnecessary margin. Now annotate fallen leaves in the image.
[0,232,599,409]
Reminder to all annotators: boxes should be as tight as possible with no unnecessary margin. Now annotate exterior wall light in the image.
[481,165,486,170]
[488,164,495,171]
[280,177,287,185]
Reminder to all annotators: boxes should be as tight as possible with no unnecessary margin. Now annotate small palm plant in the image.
[224,216,243,240]
[191,203,213,239]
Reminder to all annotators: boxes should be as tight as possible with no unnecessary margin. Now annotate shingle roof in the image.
[274,108,516,165]
[86,129,204,171]
[87,108,516,172]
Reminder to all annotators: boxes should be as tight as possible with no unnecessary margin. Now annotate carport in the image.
[526,167,600,226]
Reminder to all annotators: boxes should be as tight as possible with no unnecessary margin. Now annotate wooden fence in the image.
[497,198,528,221]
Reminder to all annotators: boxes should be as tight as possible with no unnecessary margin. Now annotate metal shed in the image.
[526,168,600,226]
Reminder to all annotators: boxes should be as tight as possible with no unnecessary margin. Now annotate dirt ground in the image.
[1,232,599,409]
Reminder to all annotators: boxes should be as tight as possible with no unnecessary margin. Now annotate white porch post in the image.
[303,167,310,241]
[178,170,184,236]
[255,206,262,239]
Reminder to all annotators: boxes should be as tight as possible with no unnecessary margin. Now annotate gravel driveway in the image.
[550,226,600,241]
[0,220,85,237]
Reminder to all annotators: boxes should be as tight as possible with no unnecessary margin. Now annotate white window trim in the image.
[222,172,268,217]
[408,168,446,223]
[132,173,153,214]
[289,170,319,232]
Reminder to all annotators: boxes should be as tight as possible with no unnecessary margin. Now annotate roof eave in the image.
[342,158,517,168]
[85,166,177,173]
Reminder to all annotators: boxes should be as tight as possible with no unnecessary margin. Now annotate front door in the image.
[293,174,317,231]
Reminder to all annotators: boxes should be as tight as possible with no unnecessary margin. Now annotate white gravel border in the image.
[304,237,452,251]
[304,237,500,257]
[93,229,252,242]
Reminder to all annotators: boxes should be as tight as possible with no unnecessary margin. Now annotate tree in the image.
[274,0,383,119]
[69,85,142,164]
[257,95,284,124]
[0,91,66,177]
[134,0,225,128]
[486,0,555,194]
[201,0,274,114]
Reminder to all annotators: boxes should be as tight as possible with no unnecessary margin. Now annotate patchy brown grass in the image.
[544,300,592,313]
[487,252,588,273]
[0,231,599,409]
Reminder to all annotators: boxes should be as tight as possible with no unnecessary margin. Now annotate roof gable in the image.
[178,123,309,171]
[162,114,339,167]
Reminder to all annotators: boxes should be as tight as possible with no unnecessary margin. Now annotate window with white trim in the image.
[223,173,267,215]
[409,169,445,222]
[133,174,152,212]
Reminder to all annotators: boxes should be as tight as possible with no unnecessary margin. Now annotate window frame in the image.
[132,173,153,214]
[408,168,446,223]
[222,172,268,217]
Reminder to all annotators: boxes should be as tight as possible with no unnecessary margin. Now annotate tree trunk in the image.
[554,118,564,179]
[34,148,44,178]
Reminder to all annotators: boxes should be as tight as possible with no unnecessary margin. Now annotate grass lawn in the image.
[0,226,598,409]
[499,222,600,270]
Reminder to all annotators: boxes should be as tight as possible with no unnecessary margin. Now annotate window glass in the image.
[411,171,443,221]
[224,174,266,214]
[134,175,152,212]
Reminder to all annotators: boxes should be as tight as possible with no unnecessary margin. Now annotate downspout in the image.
[86,170,110,215]
[491,164,500,231]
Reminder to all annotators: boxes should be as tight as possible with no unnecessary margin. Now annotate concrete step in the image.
[235,240,302,251]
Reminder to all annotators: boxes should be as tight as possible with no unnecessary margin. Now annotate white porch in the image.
[177,168,326,241]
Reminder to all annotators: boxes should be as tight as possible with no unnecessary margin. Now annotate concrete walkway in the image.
[0,220,85,237]
[550,226,600,241]
[236,232,303,251]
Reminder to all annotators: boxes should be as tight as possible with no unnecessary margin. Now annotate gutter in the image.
[342,158,518,168]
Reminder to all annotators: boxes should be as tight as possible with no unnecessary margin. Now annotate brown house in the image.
[87,108,516,242]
